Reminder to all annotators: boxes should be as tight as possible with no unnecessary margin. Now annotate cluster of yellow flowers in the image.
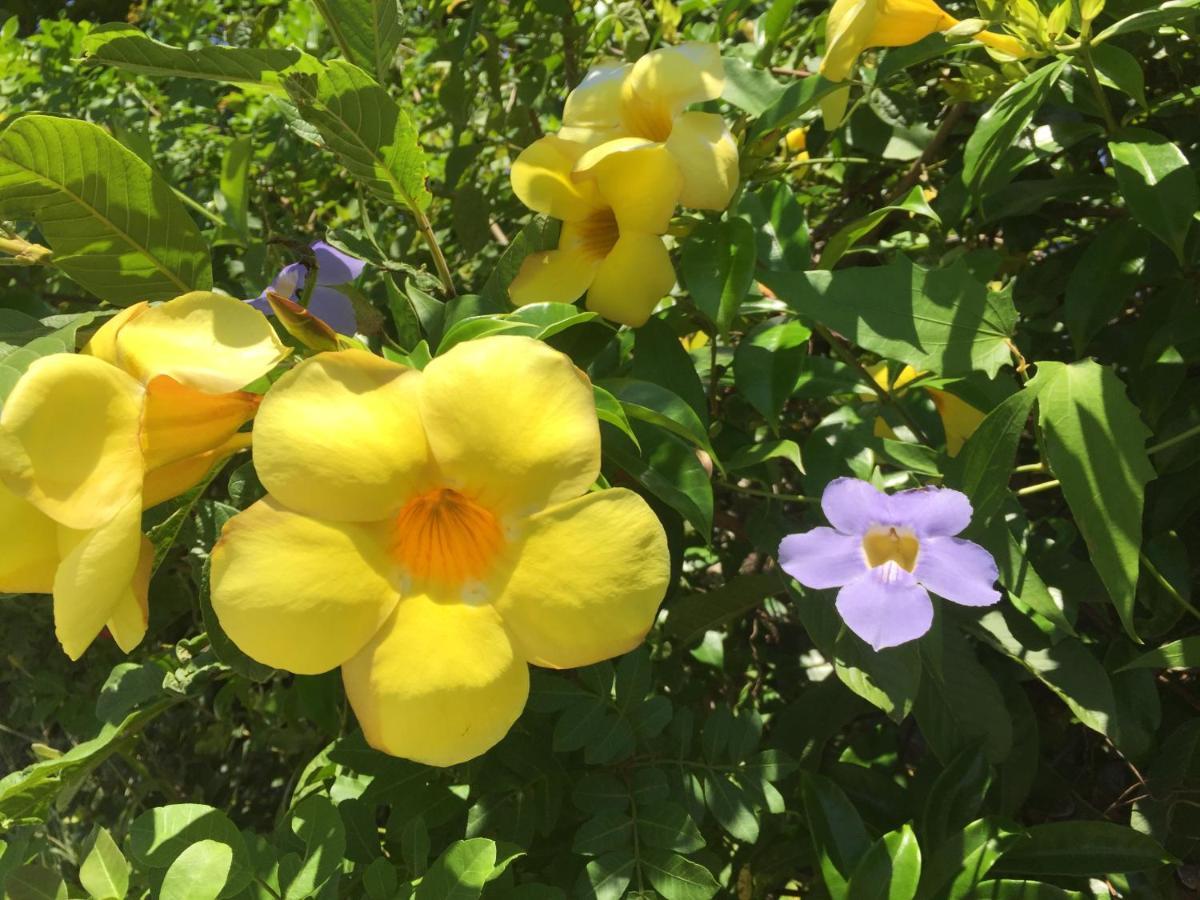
[507,42,739,328]
[0,296,670,766]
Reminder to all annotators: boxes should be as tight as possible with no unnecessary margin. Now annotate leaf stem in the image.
[1080,40,1119,135]
[1147,421,1200,455]
[718,481,814,503]
[1017,478,1060,496]
[414,207,456,297]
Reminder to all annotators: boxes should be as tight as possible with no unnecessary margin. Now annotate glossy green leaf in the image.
[847,825,922,900]
[917,818,1021,900]
[1093,0,1200,42]
[160,840,233,900]
[601,422,713,537]
[637,803,706,853]
[3,865,67,900]
[1090,43,1146,108]
[79,827,130,900]
[1118,636,1200,671]
[802,772,872,899]
[1108,128,1198,262]
[992,821,1171,876]
[971,881,1084,899]
[600,377,718,463]
[920,748,992,849]
[725,439,804,473]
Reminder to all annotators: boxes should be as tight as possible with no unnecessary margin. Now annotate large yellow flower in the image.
[209,336,670,766]
[819,0,1029,127]
[557,42,738,211]
[0,293,288,659]
[509,137,682,327]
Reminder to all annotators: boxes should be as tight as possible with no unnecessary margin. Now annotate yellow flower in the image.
[0,293,288,659]
[863,363,985,456]
[819,0,1029,128]
[509,137,682,327]
[555,42,738,211]
[209,336,670,766]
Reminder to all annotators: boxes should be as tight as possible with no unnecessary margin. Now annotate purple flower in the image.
[249,240,365,336]
[778,478,1001,651]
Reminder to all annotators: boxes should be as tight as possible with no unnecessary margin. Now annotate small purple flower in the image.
[250,240,365,336]
[778,478,1001,651]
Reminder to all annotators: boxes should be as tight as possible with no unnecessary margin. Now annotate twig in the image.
[886,101,968,202]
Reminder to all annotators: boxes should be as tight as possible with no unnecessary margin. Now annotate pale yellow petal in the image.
[508,245,600,307]
[106,536,152,653]
[0,354,144,530]
[510,136,602,222]
[575,139,682,234]
[626,42,724,114]
[114,291,289,393]
[342,592,529,766]
[493,489,669,669]
[54,494,143,660]
[82,303,148,365]
[419,335,600,517]
[210,497,399,674]
[253,351,431,522]
[142,432,251,510]
[141,375,259,471]
[586,233,676,328]
[0,481,57,594]
[665,111,739,211]
[563,61,631,127]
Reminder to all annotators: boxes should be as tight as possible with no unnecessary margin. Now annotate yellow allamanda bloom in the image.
[210,335,670,766]
[556,42,739,211]
[510,137,682,327]
[866,363,986,456]
[819,0,1029,128]
[0,293,288,659]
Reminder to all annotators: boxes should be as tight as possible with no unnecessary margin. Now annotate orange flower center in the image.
[391,488,505,587]
[576,208,621,261]
[862,526,920,573]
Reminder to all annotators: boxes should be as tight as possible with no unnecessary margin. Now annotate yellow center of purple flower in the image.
[862,526,919,572]
[391,488,506,587]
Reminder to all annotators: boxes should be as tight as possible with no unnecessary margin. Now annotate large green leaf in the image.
[1107,128,1198,263]
[311,0,404,82]
[1093,0,1200,42]
[415,839,496,900]
[992,822,1171,876]
[128,804,252,897]
[680,217,756,337]
[81,23,318,86]
[765,256,1017,377]
[945,385,1039,526]
[733,319,811,430]
[79,827,130,900]
[1118,636,1200,671]
[1031,360,1155,640]
[159,840,232,900]
[284,59,430,213]
[1062,219,1150,352]
[0,115,212,303]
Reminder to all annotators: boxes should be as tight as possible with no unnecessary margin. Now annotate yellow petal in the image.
[975,30,1030,59]
[54,494,143,660]
[141,375,259,471]
[510,136,602,223]
[114,291,289,393]
[821,0,876,82]
[0,480,57,594]
[419,335,600,517]
[563,61,631,127]
[586,233,676,328]
[665,111,739,211]
[873,415,899,440]
[557,124,624,148]
[508,244,599,307]
[867,0,955,45]
[83,303,148,365]
[0,354,144,530]
[493,489,669,669]
[142,432,251,510]
[891,365,923,391]
[626,42,724,115]
[106,536,152,653]
[342,592,529,766]
[575,139,682,234]
[253,351,431,522]
[210,497,400,674]
[928,388,986,457]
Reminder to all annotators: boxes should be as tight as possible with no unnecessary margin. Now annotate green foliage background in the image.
[0,0,1199,897]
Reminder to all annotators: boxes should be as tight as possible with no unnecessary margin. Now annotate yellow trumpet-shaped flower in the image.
[819,0,1029,128]
[210,336,670,766]
[863,363,986,456]
[0,293,288,659]
[509,136,683,327]
[555,42,738,211]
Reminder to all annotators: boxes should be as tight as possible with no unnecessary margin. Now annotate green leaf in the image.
[80,24,317,86]
[738,180,810,273]
[751,74,845,136]
[632,317,709,424]
[602,422,713,537]
[802,772,872,899]
[765,256,1017,378]
[666,574,783,646]
[1107,128,1198,263]
[637,803,706,853]
[1090,44,1146,108]
[971,880,1084,899]
[577,851,634,900]
[962,59,1067,195]
[944,386,1038,525]
[818,185,941,269]
[593,384,640,449]
[79,827,130,900]
[600,378,718,463]
[3,865,67,900]
[572,812,633,857]
[0,311,101,408]
[920,748,992,850]
[721,57,786,115]
[992,822,1171,876]
[311,0,403,82]
[835,632,921,722]
[1062,219,1150,353]
[0,115,212,303]
[702,771,759,842]
[416,839,496,900]
[160,840,233,900]
[733,319,811,430]
[1119,637,1200,671]
[680,217,757,337]
[1093,0,1200,42]
[480,216,558,306]
[1031,360,1155,641]
[639,849,720,900]
[283,795,347,899]
[725,439,804,473]
[215,136,252,245]
[363,858,400,900]
[847,825,922,900]
[917,818,1020,899]
[284,59,430,214]
[128,804,253,897]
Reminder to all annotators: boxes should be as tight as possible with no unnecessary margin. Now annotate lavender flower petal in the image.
[835,562,934,650]
[915,536,1001,607]
[821,477,891,535]
[247,292,272,315]
[307,286,358,336]
[778,527,865,589]
[312,240,366,285]
[888,486,972,537]
[272,262,307,298]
